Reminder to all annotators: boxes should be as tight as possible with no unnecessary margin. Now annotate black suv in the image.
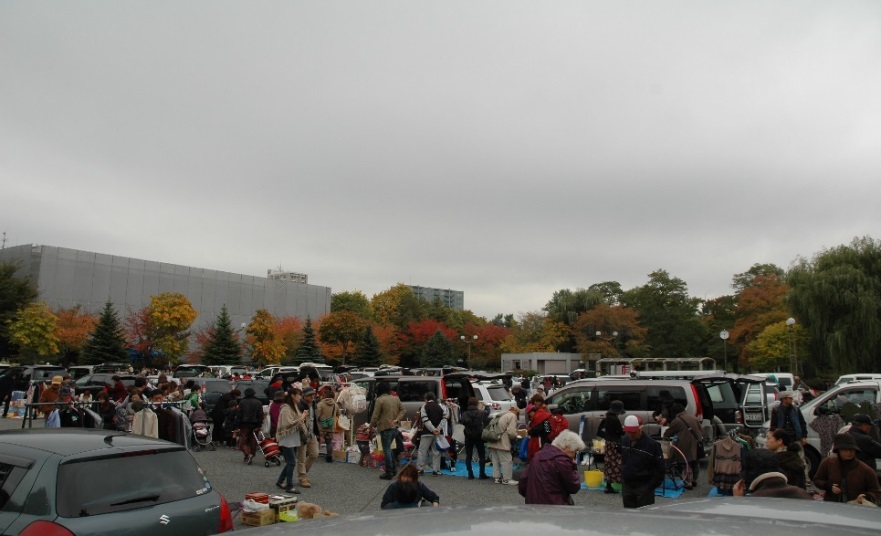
[74,374,139,398]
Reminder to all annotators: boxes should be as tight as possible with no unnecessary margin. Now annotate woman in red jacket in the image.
[527,395,552,463]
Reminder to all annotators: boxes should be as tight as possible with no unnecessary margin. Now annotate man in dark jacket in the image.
[236,388,264,465]
[848,414,881,470]
[620,415,665,508]
[769,392,808,445]
[733,448,812,499]
[518,430,584,505]
[460,396,490,480]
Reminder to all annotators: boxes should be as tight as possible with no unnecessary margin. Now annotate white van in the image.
[835,373,881,386]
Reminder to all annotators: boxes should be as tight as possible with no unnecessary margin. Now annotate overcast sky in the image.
[2,1,879,320]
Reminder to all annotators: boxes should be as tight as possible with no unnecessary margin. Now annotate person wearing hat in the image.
[769,391,808,446]
[236,388,264,465]
[847,414,881,471]
[620,414,665,508]
[732,448,811,499]
[268,389,286,438]
[297,386,321,488]
[599,400,626,494]
[813,433,881,504]
[38,375,63,415]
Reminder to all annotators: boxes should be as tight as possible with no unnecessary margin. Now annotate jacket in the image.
[849,427,881,469]
[769,404,807,441]
[518,444,581,505]
[775,446,806,489]
[380,481,440,509]
[237,395,264,427]
[487,411,519,451]
[370,394,405,432]
[527,407,552,463]
[748,472,812,499]
[317,397,339,430]
[132,408,159,438]
[814,456,881,504]
[621,433,665,488]
[460,404,490,440]
[663,411,703,461]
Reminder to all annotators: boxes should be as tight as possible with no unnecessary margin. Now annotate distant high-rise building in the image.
[267,269,308,284]
[408,285,464,311]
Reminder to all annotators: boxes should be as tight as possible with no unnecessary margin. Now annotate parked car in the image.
[545,378,724,445]
[74,374,139,398]
[835,373,881,386]
[471,380,515,416]
[758,379,881,478]
[0,365,69,393]
[351,373,477,429]
[0,428,233,535]
[690,372,775,431]
[231,379,270,405]
[190,377,233,413]
[67,365,95,381]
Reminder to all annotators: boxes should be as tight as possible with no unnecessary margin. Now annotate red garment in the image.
[109,381,127,403]
[527,407,551,463]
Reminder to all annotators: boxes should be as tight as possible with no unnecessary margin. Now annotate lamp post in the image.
[719,329,729,372]
[786,317,797,375]
[460,334,478,368]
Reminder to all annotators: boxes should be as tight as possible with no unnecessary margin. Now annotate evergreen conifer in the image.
[81,301,129,365]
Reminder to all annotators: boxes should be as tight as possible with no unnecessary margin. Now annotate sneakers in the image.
[494,478,501,484]
[501,479,518,486]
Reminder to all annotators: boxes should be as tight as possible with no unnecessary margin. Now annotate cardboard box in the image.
[242,509,276,527]
[332,449,347,461]
[269,496,298,512]
[346,450,361,464]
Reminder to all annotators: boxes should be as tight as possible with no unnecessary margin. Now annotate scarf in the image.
[276,404,303,439]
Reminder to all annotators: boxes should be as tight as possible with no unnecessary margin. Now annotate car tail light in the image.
[20,521,75,536]
[218,495,234,533]
[491,402,501,410]
[735,410,743,424]
[690,385,704,422]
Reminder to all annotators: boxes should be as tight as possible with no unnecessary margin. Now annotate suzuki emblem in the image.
[159,514,170,525]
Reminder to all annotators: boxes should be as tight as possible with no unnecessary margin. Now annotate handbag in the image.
[336,414,351,432]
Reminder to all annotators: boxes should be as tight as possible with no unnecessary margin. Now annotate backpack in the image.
[462,409,487,440]
[481,414,504,442]
[548,414,569,442]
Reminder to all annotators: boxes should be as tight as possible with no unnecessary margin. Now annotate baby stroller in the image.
[190,408,215,452]
[255,430,282,467]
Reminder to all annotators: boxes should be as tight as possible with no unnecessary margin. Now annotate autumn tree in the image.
[147,292,198,365]
[371,284,426,330]
[744,321,808,372]
[544,288,606,352]
[319,311,367,365]
[201,305,242,365]
[499,311,570,354]
[82,301,129,365]
[465,323,512,371]
[54,305,97,368]
[352,325,382,368]
[620,270,708,357]
[728,272,789,370]
[295,317,324,364]
[420,330,455,368]
[0,261,38,358]
[398,319,458,368]
[8,301,59,361]
[275,316,303,365]
[331,291,372,320]
[788,236,881,374]
[126,307,160,367]
[248,309,285,366]
[572,304,648,364]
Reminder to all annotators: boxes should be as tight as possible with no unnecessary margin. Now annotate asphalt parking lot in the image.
[0,418,711,531]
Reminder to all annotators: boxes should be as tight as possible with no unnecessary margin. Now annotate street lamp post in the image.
[460,335,478,368]
[719,329,729,371]
[786,317,797,376]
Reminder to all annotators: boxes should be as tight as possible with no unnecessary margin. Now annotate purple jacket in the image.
[518,444,581,505]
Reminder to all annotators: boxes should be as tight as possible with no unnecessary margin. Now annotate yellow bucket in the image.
[584,470,604,488]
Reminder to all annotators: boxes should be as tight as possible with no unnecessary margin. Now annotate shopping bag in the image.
[435,434,450,452]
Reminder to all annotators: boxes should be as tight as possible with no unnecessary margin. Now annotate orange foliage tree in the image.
[54,305,97,367]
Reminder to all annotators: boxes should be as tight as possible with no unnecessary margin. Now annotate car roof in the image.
[0,429,184,458]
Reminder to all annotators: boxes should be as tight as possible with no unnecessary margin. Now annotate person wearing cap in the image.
[599,400,626,494]
[663,403,703,489]
[732,448,812,499]
[518,430,585,505]
[847,414,881,471]
[236,388,265,465]
[38,375,64,415]
[620,414,665,508]
[297,386,320,488]
[487,406,521,485]
[813,433,880,504]
[769,391,807,446]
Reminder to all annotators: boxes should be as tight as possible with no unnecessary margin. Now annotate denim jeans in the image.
[277,446,298,488]
[380,428,398,476]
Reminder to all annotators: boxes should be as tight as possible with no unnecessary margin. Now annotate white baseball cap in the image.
[622,415,642,432]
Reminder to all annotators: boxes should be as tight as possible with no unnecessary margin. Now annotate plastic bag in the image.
[242,499,269,512]
[435,434,450,451]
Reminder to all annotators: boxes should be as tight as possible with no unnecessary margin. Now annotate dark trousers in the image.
[276,445,298,488]
[622,479,656,508]
[464,437,487,476]
[380,428,398,476]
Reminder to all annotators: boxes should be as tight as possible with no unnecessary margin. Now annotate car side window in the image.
[548,388,591,414]
[596,389,641,411]
[644,386,687,412]
[397,381,433,403]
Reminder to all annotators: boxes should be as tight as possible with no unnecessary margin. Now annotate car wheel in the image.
[265,461,270,467]
[804,446,821,480]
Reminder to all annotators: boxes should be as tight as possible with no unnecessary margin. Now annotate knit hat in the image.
[608,400,626,415]
[851,414,873,427]
[779,391,795,399]
[622,415,642,432]
[832,433,860,453]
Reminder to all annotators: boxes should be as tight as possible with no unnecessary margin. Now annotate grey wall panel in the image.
[238,276,254,313]
[50,248,77,305]
[109,256,130,308]
[263,282,276,313]
[188,268,205,312]
[73,250,96,304]
[127,258,146,308]
[142,260,160,300]
[91,253,113,306]
[158,263,175,292]
[226,274,242,317]
[201,270,217,314]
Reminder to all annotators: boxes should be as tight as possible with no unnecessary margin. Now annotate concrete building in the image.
[267,269,308,284]
[501,352,584,374]
[409,285,464,310]
[0,244,331,332]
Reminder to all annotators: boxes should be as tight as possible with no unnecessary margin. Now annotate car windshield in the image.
[485,385,511,401]
[56,449,211,517]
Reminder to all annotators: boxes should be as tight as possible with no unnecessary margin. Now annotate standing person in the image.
[223,399,240,448]
[108,375,127,403]
[620,415,665,508]
[369,381,405,480]
[212,388,240,444]
[847,414,881,470]
[769,392,808,447]
[317,388,340,463]
[765,428,807,489]
[415,392,449,477]
[236,388,264,465]
[0,370,19,418]
[275,388,306,494]
[813,434,881,504]
[460,396,490,480]
[511,386,527,410]
[296,387,320,489]
[732,449,812,499]
[95,391,117,430]
[268,390,285,438]
[518,430,585,505]
[380,464,440,509]
[662,403,703,489]
[487,407,520,485]
[600,400,625,494]
[526,395,552,463]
